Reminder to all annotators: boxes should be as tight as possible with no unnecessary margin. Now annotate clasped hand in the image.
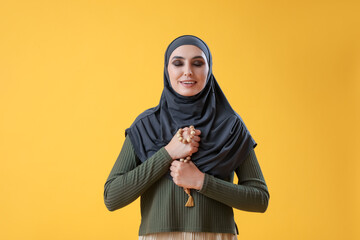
[164,127,205,190]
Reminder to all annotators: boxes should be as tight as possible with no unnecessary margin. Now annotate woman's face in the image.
[167,45,209,97]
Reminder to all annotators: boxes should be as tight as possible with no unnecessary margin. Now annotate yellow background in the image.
[1,0,359,239]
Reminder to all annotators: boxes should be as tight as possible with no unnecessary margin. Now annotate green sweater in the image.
[104,136,269,235]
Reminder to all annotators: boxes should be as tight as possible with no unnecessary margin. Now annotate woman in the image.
[104,35,269,240]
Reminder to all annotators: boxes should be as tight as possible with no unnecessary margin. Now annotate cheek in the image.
[168,66,181,80]
[167,67,182,90]
[197,68,208,83]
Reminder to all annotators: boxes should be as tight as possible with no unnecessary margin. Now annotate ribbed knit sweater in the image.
[104,136,269,236]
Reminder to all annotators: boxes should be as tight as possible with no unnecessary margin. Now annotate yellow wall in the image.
[1,0,359,239]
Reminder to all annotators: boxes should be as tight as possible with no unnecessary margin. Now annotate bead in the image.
[175,125,197,207]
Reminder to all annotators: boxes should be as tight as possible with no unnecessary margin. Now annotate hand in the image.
[170,160,205,190]
[164,127,201,160]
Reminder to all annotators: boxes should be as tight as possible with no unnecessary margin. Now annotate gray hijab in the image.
[125,35,257,180]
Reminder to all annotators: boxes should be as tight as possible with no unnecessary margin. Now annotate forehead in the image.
[169,45,206,59]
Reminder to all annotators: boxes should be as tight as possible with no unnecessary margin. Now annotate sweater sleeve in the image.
[104,136,173,211]
[198,148,270,213]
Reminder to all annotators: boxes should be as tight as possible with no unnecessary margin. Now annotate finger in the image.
[192,141,199,148]
[192,136,200,142]
[192,129,201,136]
[191,147,199,154]
[182,127,189,133]
[177,161,185,168]
[171,161,180,168]
[182,128,191,137]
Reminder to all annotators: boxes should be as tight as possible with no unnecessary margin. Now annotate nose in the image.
[184,64,193,77]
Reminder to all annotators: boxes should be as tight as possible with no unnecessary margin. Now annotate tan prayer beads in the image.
[177,125,196,207]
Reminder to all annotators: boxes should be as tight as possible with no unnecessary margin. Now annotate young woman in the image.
[104,35,269,240]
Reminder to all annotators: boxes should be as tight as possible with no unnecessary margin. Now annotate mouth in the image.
[179,80,197,87]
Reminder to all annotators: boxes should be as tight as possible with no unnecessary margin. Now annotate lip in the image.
[179,80,197,88]
[180,79,195,82]
[180,80,196,82]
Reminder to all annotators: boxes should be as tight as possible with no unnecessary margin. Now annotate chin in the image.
[179,90,199,97]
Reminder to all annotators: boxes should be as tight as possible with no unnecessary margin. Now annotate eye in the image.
[172,60,183,66]
[193,61,204,67]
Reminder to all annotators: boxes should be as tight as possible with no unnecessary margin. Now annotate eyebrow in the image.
[171,56,205,61]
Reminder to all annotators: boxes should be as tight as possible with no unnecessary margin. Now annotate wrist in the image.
[164,145,174,160]
[195,172,205,190]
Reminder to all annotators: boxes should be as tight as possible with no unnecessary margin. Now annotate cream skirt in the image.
[139,232,238,240]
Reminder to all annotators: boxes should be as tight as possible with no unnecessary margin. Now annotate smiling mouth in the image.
[179,80,197,85]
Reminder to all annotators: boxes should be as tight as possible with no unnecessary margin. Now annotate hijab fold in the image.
[125,35,257,180]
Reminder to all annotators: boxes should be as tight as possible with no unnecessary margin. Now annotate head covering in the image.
[125,35,257,180]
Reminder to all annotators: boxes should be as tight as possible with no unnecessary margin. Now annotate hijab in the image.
[125,35,257,180]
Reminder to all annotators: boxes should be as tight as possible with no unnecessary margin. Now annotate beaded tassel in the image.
[177,126,196,207]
